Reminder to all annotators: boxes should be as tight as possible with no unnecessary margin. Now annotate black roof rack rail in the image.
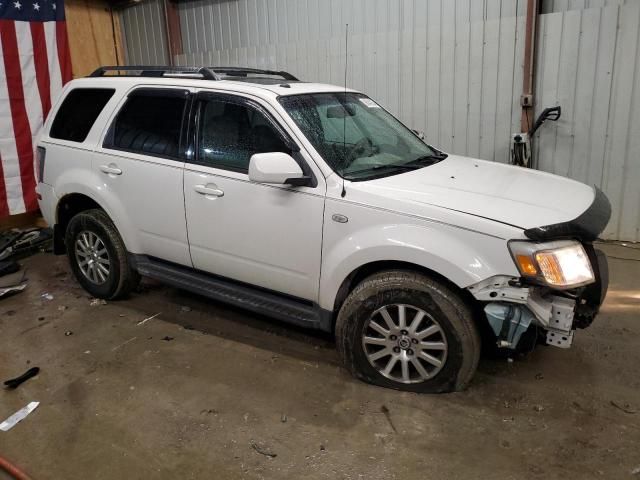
[89,65,220,80]
[209,67,298,81]
[88,65,299,82]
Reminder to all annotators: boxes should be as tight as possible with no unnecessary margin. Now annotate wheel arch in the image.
[54,191,136,255]
[331,260,481,324]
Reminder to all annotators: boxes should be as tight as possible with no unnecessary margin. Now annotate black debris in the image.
[381,405,398,433]
[250,441,277,458]
[4,367,40,389]
[161,336,174,341]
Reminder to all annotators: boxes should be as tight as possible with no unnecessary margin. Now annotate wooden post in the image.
[520,0,539,133]
[163,0,182,65]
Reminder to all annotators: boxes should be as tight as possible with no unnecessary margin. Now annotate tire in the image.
[65,209,139,300]
[335,270,481,393]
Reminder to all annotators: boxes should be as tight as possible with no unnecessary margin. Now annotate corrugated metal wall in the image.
[174,0,528,167]
[534,2,640,241]
[120,0,640,241]
[120,0,169,65]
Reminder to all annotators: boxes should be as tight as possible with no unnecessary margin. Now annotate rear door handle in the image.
[194,184,224,197]
[99,164,122,176]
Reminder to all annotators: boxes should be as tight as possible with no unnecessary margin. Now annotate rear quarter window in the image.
[49,88,115,142]
[103,88,188,159]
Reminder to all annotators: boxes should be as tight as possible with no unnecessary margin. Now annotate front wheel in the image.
[335,270,481,393]
[65,209,139,300]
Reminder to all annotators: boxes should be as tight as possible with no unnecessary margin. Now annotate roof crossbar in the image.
[211,67,299,81]
[88,65,299,82]
[89,65,220,80]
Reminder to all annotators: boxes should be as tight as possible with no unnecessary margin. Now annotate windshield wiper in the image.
[343,163,420,180]
[403,153,448,167]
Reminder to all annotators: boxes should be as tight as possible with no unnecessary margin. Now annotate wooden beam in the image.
[520,0,539,133]
[164,0,182,63]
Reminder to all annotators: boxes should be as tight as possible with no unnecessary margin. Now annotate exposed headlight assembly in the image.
[509,240,595,289]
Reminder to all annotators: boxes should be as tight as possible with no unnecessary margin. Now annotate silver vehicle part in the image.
[484,303,534,349]
[468,275,576,349]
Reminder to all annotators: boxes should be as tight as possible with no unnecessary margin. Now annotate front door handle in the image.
[99,164,122,176]
[194,184,224,197]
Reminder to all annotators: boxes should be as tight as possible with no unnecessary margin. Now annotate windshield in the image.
[279,92,444,180]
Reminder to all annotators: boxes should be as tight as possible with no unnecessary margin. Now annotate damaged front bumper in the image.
[468,246,609,349]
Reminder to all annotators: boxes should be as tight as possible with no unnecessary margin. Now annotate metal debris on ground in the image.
[64,331,73,336]
[137,312,161,326]
[180,306,192,312]
[111,337,137,352]
[631,466,640,475]
[250,441,277,458]
[0,402,39,432]
[0,228,52,261]
[89,298,107,307]
[41,292,54,301]
[0,283,27,299]
[3,367,40,390]
[280,414,287,423]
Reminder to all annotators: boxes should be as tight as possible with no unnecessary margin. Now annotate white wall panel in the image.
[534,2,640,241]
[121,0,169,65]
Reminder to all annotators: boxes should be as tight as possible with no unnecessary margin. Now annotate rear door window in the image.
[104,89,188,159]
[49,88,115,142]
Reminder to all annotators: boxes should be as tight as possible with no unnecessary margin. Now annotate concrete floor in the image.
[0,244,639,479]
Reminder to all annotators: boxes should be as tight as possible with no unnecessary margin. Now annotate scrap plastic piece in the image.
[0,283,26,299]
[0,402,39,432]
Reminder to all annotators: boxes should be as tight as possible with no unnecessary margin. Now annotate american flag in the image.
[0,0,71,217]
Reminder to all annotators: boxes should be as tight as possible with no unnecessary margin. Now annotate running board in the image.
[130,255,330,331]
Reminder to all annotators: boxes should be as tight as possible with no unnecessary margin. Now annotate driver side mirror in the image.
[248,152,311,186]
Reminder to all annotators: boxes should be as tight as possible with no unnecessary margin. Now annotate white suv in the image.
[36,66,610,393]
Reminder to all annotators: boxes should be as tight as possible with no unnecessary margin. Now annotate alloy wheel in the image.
[362,304,448,384]
[74,230,111,285]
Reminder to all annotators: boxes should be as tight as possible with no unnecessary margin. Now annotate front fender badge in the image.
[332,213,348,223]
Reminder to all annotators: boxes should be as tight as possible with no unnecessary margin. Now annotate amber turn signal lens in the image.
[516,255,538,276]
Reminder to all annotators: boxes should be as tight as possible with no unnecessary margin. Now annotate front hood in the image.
[351,155,597,230]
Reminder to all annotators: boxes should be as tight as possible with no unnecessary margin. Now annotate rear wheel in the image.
[335,270,481,393]
[65,209,139,299]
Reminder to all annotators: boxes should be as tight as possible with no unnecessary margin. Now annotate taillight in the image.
[36,146,46,183]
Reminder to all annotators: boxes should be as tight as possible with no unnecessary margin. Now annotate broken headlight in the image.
[508,240,595,289]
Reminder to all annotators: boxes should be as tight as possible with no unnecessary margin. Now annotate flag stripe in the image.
[0,151,9,217]
[16,21,44,140]
[44,20,62,107]
[55,20,72,84]
[30,21,52,120]
[0,19,38,212]
[0,28,26,215]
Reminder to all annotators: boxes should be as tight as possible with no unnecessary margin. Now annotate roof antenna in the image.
[341,23,349,198]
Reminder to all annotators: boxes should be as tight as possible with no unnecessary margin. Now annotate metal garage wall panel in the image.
[172,1,525,157]
[534,3,640,241]
[121,0,169,65]
[167,0,640,240]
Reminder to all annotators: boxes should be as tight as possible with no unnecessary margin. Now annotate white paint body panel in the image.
[184,167,325,301]
[36,76,598,314]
